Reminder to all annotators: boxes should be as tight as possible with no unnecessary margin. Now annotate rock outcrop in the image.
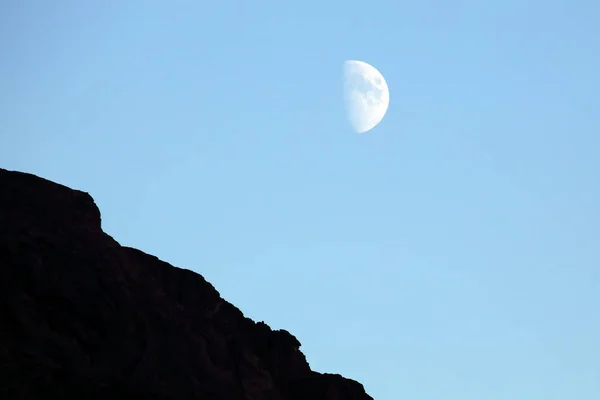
[0,168,373,399]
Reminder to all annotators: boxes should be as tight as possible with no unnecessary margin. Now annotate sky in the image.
[1,1,599,399]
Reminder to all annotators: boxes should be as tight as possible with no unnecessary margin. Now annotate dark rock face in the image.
[0,168,373,399]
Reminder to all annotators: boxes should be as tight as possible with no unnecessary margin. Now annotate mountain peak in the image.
[0,168,373,400]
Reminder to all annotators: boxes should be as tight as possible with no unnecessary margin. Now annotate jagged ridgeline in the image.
[0,168,373,399]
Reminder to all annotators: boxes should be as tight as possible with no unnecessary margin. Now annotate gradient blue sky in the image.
[2,1,599,399]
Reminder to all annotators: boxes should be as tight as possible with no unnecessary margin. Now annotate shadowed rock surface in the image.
[0,168,373,400]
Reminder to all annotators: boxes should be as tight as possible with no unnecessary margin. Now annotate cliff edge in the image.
[0,168,373,400]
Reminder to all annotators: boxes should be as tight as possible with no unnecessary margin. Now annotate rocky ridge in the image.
[0,168,373,400]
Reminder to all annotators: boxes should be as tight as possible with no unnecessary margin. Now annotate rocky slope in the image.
[0,168,373,399]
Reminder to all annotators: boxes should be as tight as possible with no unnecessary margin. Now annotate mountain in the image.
[0,168,373,400]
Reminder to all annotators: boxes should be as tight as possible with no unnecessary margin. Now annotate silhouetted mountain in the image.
[0,168,373,400]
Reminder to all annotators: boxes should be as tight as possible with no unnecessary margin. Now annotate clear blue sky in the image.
[1,1,599,398]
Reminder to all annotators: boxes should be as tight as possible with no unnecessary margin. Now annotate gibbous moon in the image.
[343,60,390,133]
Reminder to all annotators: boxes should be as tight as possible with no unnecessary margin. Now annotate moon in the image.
[343,60,390,134]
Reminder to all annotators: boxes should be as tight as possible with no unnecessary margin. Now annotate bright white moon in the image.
[343,60,390,133]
